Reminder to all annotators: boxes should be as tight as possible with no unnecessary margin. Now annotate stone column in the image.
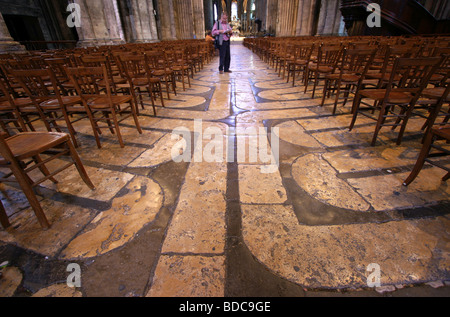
[157,0,177,41]
[276,0,298,37]
[128,0,159,42]
[316,0,342,35]
[265,0,278,35]
[75,0,125,47]
[204,0,214,32]
[0,12,25,53]
[295,0,318,36]
[192,0,205,39]
[173,0,195,39]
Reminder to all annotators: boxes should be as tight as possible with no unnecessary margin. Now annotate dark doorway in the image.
[3,14,47,50]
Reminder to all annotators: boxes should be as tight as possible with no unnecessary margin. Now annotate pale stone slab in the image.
[32,283,83,297]
[241,204,450,289]
[275,120,321,148]
[129,133,179,167]
[0,267,22,297]
[34,164,134,202]
[239,165,287,204]
[323,146,419,174]
[147,255,225,297]
[162,162,227,254]
[292,153,370,211]
[60,175,163,259]
[0,200,95,256]
[348,169,450,211]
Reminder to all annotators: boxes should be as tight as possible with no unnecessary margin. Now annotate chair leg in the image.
[349,94,362,131]
[11,165,50,228]
[0,199,11,229]
[371,104,390,146]
[333,83,342,115]
[33,155,58,184]
[66,140,95,190]
[320,79,328,107]
[403,130,434,186]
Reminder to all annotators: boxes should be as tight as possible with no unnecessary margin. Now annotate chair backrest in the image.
[144,50,167,71]
[317,44,342,68]
[66,66,108,97]
[294,43,314,61]
[10,68,53,100]
[384,56,443,102]
[118,53,148,80]
[44,58,72,92]
[341,48,377,74]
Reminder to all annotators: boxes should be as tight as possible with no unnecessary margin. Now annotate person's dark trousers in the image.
[218,40,231,72]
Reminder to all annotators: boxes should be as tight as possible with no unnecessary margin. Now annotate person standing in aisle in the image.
[212,12,233,74]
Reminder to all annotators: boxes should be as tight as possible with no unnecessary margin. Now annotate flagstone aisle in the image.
[0,40,449,297]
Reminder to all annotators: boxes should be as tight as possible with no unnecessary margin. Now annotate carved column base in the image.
[77,38,126,47]
[0,40,26,53]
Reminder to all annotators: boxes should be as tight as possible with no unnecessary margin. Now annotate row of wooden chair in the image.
[0,40,215,229]
[248,35,450,145]
[246,35,450,186]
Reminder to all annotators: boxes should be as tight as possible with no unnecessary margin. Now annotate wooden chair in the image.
[0,131,95,228]
[144,50,177,101]
[0,78,28,135]
[413,71,450,142]
[66,66,142,148]
[286,43,314,87]
[320,48,377,114]
[80,54,127,95]
[10,68,86,148]
[403,125,450,186]
[44,57,76,95]
[365,45,415,89]
[118,53,164,116]
[349,56,443,146]
[304,44,343,98]
[165,49,192,91]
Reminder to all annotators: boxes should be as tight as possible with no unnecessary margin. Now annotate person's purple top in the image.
[212,20,232,42]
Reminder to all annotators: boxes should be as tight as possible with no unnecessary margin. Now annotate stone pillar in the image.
[295,0,318,36]
[75,0,125,47]
[128,0,159,42]
[316,0,342,35]
[204,0,214,32]
[173,0,195,39]
[0,12,25,53]
[276,0,298,37]
[265,0,278,35]
[157,0,177,41]
[192,0,205,39]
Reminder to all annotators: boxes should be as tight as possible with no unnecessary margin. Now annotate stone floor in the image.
[0,39,449,297]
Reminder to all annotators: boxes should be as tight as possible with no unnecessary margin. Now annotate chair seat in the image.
[40,96,83,109]
[87,95,132,108]
[309,65,333,73]
[326,73,360,82]
[432,126,450,139]
[98,77,127,87]
[293,59,308,65]
[359,89,414,104]
[0,132,69,162]
[0,101,15,110]
[10,97,47,107]
[132,77,160,86]
[421,87,450,101]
